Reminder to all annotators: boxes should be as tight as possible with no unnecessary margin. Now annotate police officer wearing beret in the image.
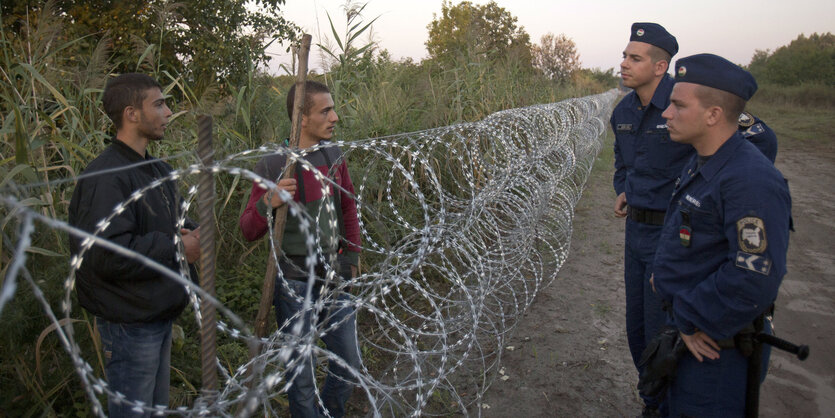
[652,54,792,417]
[611,23,691,417]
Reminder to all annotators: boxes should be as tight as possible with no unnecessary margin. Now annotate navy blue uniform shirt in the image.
[653,133,791,340]
[612,74,694,211]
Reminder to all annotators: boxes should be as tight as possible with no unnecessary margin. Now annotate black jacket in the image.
[68,138,195,323]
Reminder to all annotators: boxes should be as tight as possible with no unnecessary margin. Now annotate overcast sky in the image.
[266,0,834,75]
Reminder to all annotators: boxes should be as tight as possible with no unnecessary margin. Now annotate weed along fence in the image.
[0,89,618,416]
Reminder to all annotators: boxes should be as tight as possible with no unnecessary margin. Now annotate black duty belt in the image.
[627,206,666,226]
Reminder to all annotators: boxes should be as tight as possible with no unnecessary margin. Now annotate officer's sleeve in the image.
[745,119,778,163]
[671,172,791,340]
[612,113,626,195]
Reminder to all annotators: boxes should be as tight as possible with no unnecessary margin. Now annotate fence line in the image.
[0,89,618,416]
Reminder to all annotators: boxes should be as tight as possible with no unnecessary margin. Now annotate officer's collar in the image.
[649,74,675,110]
[696,132,745,182]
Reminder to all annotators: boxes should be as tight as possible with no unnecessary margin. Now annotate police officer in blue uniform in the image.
[738,111,778,163]
[652,54,792,417]
[611,23,691,416]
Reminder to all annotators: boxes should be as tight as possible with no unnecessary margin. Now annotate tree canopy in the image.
[425,0,531,66]
[1,0,300,90]
[748,32,835,86]
[532,32,580,83]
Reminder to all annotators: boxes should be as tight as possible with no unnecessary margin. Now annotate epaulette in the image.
[738,111,755,129]
[741,123,765,138]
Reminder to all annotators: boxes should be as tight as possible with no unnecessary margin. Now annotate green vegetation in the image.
[0,1,618,415]
[747,84,835,144]
[744,32,835,144]
[426,0,531,67]
[532,32,581,83]
[1,0,300,90]
[748,32,835,87]
[743,33,835,143]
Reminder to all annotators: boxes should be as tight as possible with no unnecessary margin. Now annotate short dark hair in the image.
[286,80,331,121]
[647,45,672,66]
[695,85,746,124]
[102,73,161,129]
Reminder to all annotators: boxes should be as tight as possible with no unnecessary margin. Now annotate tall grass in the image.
[0,3,615,415]
[750,83,835,108]
[746,83,835,143]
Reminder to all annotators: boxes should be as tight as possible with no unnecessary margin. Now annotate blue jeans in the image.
[624,219,667,408]
[97,317,173,417]
[275,278,362,418]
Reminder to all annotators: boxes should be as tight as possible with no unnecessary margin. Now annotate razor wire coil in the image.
[0,89,618,417]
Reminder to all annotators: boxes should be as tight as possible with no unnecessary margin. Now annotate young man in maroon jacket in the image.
[240,80,362,417]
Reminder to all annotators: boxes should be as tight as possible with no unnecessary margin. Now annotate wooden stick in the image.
[249,33,312,359]
[197,115,218,397]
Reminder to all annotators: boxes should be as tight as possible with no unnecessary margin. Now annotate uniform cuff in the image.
[675,315,696,335]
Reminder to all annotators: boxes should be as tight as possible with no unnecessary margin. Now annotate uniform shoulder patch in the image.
[738,111,755,128]
[735,251,772,275]
[737,216,767,253]
[741,123,765,138]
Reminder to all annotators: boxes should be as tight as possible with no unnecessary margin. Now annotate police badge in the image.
[737,217,767,253]
[738,111,755,129]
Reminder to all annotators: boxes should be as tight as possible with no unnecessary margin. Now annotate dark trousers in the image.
[624,219,667,408]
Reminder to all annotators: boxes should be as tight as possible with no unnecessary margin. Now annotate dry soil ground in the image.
[477,126,835,417]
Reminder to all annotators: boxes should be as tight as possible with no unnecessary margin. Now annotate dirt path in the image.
[760,139,835,417]
[478,134,835,417]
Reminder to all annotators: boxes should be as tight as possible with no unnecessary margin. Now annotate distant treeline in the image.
[748,32,835,86]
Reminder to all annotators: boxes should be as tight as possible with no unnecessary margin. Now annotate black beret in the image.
[674,53,758,100]
[630,22,678,57]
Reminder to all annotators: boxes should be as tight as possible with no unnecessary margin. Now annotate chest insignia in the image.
[617,124,633,132]
[684,194,701,208]
[679,209,692,247]
[655,124,668,129]
[679,226,692,247]
[737,216,767,253]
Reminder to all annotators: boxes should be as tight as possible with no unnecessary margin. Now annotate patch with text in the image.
[737,216,767,253]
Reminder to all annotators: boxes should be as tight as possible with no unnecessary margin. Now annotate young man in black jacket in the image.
[69,73,199,417]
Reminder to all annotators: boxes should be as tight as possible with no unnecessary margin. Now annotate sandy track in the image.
[477,134,835,417]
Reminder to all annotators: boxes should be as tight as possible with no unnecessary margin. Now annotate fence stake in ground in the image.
[197,114,218,397]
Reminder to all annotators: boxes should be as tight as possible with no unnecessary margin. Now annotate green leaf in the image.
[0,164,38,189]
[326,12,344,52]
[25,247,63,257]
[135,43,157,72]
[13,106,28,165]
[318,44,339,60]
[347,17,380,46]
[19,64,75,112]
